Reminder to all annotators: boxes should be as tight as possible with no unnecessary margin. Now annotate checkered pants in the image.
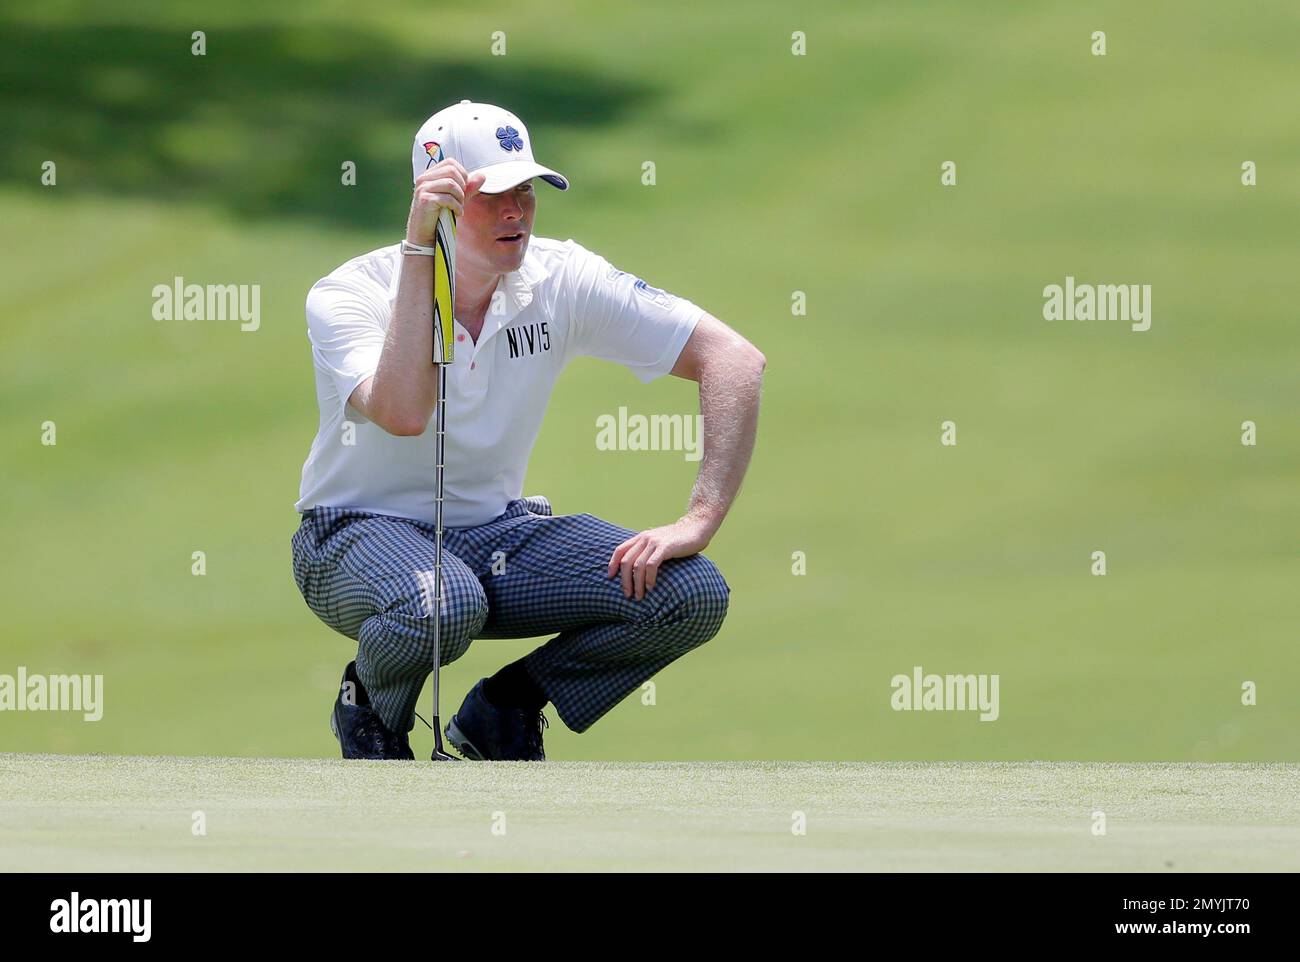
[290,497,730,735]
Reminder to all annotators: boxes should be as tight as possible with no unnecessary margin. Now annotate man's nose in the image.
[497,193,524,220]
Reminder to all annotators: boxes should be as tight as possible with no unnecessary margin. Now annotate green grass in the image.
[2,755,1297,871]
[0,2,1297,762]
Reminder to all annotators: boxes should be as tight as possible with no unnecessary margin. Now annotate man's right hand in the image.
[407,159,486,245]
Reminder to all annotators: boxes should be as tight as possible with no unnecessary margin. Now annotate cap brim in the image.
[476,160,569,193]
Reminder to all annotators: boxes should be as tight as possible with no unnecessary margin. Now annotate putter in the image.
[428,166,459,761]
[429,353,457,760]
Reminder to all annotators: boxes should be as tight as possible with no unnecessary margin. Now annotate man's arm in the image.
[607,311,766,599]
[349,160,483,436]
[349,254,438,436]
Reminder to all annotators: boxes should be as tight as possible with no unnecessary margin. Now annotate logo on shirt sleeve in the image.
[633,277,675,309]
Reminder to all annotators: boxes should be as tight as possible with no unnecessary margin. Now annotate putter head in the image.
[431,728,461,761]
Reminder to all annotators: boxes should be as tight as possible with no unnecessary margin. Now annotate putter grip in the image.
[431,205,456,365]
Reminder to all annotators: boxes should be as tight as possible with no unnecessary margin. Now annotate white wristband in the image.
[401,239,438,256]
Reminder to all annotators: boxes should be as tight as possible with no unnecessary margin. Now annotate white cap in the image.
[411,100,569,194]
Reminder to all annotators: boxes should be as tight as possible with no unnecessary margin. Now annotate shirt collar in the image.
[387,240,551,310]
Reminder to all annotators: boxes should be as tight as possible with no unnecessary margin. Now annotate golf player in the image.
[292,100,766,761]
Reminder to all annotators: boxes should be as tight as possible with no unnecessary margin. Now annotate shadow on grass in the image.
[0,20,653,230]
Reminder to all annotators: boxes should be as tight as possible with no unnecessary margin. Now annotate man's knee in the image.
[383,580,487,667]
[659,554,730,645]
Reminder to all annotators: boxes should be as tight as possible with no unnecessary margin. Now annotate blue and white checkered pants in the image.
[291,497,730,735]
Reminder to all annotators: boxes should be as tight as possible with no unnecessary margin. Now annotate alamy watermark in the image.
[0,667,103,721]
[595,406,703,461]
[891,665,999,721]
[152,276,260,331]
[1043,275,1150,332]
[50,893,150,942]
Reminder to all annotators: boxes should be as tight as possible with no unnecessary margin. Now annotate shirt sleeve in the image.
[561,241,704,383]
[305,279,387,422]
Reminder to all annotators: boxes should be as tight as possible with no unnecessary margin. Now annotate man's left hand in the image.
[607,517,715,601]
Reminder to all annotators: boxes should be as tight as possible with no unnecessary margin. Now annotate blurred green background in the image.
[2,1,1296,761]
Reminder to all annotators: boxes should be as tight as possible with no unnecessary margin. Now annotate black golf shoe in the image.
[445,678,548,761]
[329,661,415,760]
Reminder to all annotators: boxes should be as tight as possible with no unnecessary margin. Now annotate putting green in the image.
[2,755,1296,871]
[1,2,1296,764]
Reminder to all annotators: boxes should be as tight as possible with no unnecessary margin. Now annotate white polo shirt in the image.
[295,236,704,528]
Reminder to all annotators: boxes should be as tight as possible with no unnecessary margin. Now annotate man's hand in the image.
[607,515,716,601]
[407,158,485,245]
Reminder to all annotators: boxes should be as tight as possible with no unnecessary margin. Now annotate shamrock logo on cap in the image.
[496,126,524,152]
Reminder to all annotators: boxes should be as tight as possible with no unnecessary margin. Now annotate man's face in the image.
[458,179,536,276]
